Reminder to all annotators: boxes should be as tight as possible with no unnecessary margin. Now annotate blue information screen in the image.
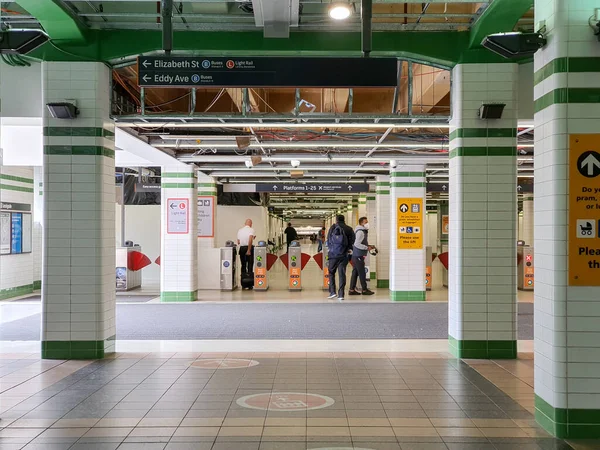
[11,213,22,254]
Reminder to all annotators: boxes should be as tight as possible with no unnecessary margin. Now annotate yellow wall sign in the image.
[442,215,449,235]
[397,198,423,250]
[569,134,600,286]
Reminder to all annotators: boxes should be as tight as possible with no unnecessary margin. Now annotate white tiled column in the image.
[389,167,426,301]
[366,185,377,282]
[375,176,390,289]
[358,194,367,220]
[522,197,534,246]
[351,196,359,226]
[41,62,115,359]
[160,167,198,302]
[197,173,217,249]
[448,63,518,359]
[533,0,600,438]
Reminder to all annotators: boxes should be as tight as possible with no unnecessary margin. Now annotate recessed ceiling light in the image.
[329,3,352,20]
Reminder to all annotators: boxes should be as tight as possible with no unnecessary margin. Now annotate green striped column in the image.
[358,194,367,220]
[389,168,426,302]
[41,62,116,360]
[160,168,198,302]
[448,63,518,360]
[532,0,600,438]
[375,176,390,289]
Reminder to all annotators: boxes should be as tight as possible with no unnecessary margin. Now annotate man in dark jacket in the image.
[349,217,375,296]
[326,215,355,301]
[284,222,298,248]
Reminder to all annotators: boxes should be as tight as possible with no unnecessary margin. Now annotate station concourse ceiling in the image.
[3,0,535,216]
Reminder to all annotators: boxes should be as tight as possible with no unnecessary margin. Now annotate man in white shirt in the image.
[237,219,256,276]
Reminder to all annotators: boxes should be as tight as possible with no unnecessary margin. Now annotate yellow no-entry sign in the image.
[569,134,600,286]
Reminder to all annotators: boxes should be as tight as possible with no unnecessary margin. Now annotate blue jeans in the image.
[317,239,323,252]
[328,256,348,298]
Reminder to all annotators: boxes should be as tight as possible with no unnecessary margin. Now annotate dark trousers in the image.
[328,256,349,297]
[239,246,254,274]
[350,255,368,291]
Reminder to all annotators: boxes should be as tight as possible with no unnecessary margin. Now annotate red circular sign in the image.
[190,359,259,369]
[236,392,334,411]
[226,60,235,69]
[179,202,186,209]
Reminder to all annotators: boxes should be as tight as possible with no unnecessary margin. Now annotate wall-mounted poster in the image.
[21,213,32,253]
[11,213,22,254]
[0,212,10,255]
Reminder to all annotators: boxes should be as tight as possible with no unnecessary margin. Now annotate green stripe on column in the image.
[535,395,600,438]
[534,57,600,85]
[370,272,377,280]
[376,279,389,288]
[534,88,600,113]
[162,183,197,189]
[376,182,390,187]
[33,280,41,290]
[391,182,426,188]
[449,128,516,140]
[376,190,390,195]
[160,291,197,302]
[0,184,34,193]
[44,146,115,158]
[0,174,34,184]
[449,147,517,158]
[448,336,517,359]
[367,196,376,201]
[390,291,426,302]
[197,182,216,187]
[0,284,34,300]
[44,126,114,138]
[163,172,196,178]
[391,171,427,178]
[41,337,115,360]
[197,191,217,196]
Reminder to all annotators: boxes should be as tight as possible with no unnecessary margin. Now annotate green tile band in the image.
[391,182,427,188]
[197,182,216,187]
[44,145,115,158]
[523,196,534,201]
[0,183,34,193]
[449,147,517,158]
[197,191,217,196]
[33,280,41,290]
[44,126,115,139]
[160,291,197,302]
[390,291,426,302]
[41,337,115,360]
[535,395,600,438]
[163,172,196,179]
[377,279,389,289]
[376,190,390,195]
[450,128,516,140]
[367,196,376,201]
[376,182,390,187]
[534,57,600,86]
[391,171,427,178]
[534,88,600,113]
[0,174,34,184]
[448,336,517,359]
[370,272,377,280]
[0,283,34,300]
[161,183,197,189]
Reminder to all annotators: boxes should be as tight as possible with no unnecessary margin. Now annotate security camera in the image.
[390,160,398,169]
[291,160,301,168]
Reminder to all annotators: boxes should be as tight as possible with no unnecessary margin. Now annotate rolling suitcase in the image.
[241,272,254,290]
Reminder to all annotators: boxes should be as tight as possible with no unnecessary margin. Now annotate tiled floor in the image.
[0,351,596,450]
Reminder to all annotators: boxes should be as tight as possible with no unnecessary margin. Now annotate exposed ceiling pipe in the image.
[361,0,372,57]
[161,0,173,55]
[178,153,450,163]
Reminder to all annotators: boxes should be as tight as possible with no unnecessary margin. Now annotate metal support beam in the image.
[161,0,173,55]
[407,61,414,116]
[392,61,402,114]
[361,0,372,57]
[348,89,354,115]
[140,87,146,116]
[189,88,196,116]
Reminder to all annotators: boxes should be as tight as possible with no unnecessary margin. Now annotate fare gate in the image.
[254,241,268,291]
[220,241,237,291]
[288,242,302,291]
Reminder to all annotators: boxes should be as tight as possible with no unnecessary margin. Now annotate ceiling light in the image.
[329,3,352,20]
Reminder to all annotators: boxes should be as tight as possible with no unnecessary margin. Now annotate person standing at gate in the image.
[326,215,355,302]
[284,222,298,248]
[237,219,256,275]
[348,217,375,296]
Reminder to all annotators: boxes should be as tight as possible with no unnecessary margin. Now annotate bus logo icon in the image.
[202,60,211,69]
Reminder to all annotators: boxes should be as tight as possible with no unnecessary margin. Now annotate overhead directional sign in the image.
[137,56,398,88]
[569,135,600,286]
[256,183,369,193]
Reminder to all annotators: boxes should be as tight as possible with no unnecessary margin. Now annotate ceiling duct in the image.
[251,0,300,38]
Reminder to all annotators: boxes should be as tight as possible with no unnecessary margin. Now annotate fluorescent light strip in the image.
[157,142,447,149]
[116,122,451,130]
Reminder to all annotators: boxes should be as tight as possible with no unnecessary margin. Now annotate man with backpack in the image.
[326,215,355,301]
[348,216,375,296]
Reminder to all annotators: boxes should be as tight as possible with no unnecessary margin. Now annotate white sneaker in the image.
[338,297,344,302]
[327,293,337,299]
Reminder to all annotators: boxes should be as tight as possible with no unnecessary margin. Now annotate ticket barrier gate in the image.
[280,241,311,291]
[253,241,279,291]
[220,241,238,291]
[312,246,330,290]
[517,246,534,290]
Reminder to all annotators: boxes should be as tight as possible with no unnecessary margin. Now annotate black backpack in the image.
[328,224,349,258]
